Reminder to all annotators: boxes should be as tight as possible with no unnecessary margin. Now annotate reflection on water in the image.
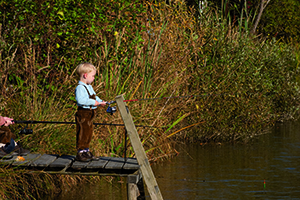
[55,121,300,199]
[53,178,128,200]
[152,121,300,199]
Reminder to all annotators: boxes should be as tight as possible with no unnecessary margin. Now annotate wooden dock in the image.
[0,153,140,175]
[0,153,144,200]
[0,95,163,200]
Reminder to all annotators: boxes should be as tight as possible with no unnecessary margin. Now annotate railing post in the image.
[116,95,163,200]
[127,175,140,200]
[127,170,145,200]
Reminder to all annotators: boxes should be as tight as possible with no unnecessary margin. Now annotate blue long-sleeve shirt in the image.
[75,81,103,109]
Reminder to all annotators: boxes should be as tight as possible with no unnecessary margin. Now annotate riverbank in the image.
[1,0,299,156]
[0,1,300,199]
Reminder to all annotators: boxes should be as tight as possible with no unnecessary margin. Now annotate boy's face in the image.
[84,70,96,84]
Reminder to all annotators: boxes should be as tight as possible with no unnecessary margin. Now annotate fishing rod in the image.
[10,92,237,131]
[12,100,153,134]
[13,120,154,128]
[10,93,222,133]
[14,120,122,126]
[12,120,154,135]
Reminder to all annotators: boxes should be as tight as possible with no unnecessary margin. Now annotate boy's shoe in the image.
[0,147,13,160]
[12,144,30,156]
[75,152,91,162]
[86,151,100,161]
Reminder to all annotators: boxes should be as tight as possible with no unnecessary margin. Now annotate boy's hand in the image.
[94,101,107,107]
[99,101,107,107]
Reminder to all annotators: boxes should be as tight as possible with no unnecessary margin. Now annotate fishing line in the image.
[123,92,262,102]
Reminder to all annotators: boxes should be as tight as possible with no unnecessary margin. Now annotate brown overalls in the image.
[75,85,97,151]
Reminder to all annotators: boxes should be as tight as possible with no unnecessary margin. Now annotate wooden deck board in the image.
[0,155,18,165]
[0,154,140,175]
[71,160,90,170]
[32,154,58,168]
[105,157,126,169]
[12,154,41,167]
[123,158,140,170]
[48,155,75,170]
[86,157,110,169]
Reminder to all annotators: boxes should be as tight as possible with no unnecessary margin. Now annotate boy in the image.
[75,63,106,162]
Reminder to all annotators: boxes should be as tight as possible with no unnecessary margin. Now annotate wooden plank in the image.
[12,154,41,167]
[0,155,18,165]
[86,157,110,169]
[1,151,142,178]
[48,155,75,170]
[127,172,142,184]
[31,154,58,168]
[105,157,125,169]
[123,158,140,170]
[127,171,145,200]
[127,183,140,200]
[116,95,164,200]
[71,160,90,170]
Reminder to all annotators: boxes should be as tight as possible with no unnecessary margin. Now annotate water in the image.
[55,178,127,200]
[152,121,300,199]
[55,121,300,199]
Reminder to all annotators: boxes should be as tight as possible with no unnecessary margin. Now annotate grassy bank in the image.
[0,0,300,198]
[0,165,104,199]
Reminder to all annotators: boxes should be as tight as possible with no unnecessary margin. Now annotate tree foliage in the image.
[0,0,146,69]
[258,0,300,41]
[184,0,300,42]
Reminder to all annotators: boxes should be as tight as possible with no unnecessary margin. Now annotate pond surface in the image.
[153,120,300,199]
[55,120,300,199]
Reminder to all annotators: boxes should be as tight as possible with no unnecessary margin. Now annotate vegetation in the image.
[259,0,300,42]
[0,165,103,199]
[204,0,300,41]
[0,0,300,198]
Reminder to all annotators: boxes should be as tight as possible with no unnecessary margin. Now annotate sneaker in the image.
[4,138,16,154]
[86,151,99,161]
[12,144,30,156]
[0,147,13,160]
[75,152,91,162]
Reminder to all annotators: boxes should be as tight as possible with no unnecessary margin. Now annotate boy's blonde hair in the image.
[76,63,96,76]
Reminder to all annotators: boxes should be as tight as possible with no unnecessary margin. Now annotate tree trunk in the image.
[250,0,271,34]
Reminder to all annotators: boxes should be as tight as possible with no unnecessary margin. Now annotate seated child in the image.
[0,116,30,159]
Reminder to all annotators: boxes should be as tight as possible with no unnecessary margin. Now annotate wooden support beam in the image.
[127,169,145,200]
[127,182,140,200]
[116,95,163,200]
